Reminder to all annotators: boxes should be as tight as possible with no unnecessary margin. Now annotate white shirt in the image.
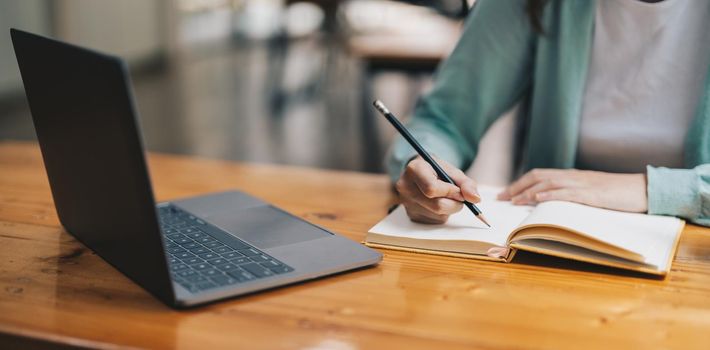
[576,0,710,173]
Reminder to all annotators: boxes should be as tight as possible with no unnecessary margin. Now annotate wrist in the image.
[636,172,649,213]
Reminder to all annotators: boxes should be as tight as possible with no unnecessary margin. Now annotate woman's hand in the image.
[498,169,648,213]
[396,156,480,224]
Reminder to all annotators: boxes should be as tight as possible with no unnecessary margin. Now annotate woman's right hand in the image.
[395,156,481,224]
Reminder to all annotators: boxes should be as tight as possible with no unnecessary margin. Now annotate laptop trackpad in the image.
[204,205,332,249]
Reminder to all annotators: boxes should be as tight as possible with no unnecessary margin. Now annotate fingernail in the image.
[471,193,481,203]
[465,184,480,202]
[536,192,547,201]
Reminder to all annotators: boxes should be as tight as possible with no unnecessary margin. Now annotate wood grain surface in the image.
[0,141,709,349]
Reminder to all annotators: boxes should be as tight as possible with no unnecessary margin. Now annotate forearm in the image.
[386,0,535,182]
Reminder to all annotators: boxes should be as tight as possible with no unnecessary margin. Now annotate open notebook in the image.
[367,186,685,275]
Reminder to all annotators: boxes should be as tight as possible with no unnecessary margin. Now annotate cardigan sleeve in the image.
[386,0,536,182]
[647,164,710,227]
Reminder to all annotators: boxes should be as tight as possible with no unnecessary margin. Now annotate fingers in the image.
[498,169,569,201]
[439,160,480,204]
[510,178,569,205]
[535,188,588,204]
[406,157,465,202]
[402,200,451,224]
[396,175,463,216]
[499,169,549,200]
[396,156,476,224]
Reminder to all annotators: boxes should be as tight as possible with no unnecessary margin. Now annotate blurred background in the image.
[1,0,517,181]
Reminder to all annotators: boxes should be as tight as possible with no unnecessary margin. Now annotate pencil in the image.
[372,100,491,228]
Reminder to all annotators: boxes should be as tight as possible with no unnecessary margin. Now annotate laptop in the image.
[10,28,382,308]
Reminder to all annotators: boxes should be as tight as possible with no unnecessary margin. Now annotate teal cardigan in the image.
[387,0,710,226]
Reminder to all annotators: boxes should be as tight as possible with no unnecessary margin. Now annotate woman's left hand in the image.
[497,169,648,213]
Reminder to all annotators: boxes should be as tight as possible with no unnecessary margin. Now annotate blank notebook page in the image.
[518,201,683,269]
[369,186,532,248]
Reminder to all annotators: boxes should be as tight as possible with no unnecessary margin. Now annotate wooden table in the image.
[1,141,709,349]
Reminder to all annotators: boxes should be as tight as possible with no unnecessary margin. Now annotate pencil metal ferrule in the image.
[373,100,390,115]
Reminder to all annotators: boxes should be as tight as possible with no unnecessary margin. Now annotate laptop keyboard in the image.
[158,205,294,294]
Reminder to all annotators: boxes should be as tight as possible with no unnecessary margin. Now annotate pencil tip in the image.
[478,214,491,228]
